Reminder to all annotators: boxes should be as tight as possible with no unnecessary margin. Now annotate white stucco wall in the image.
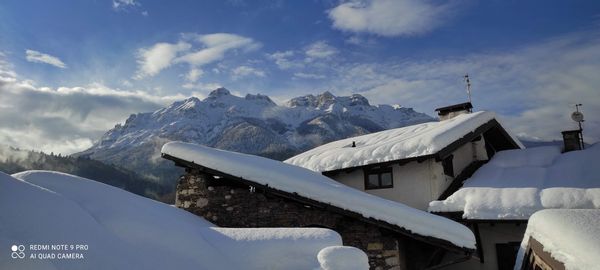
[331,160,445,210]
[441,223,527,270]
[450,136,489,178]
[329,139,488,210]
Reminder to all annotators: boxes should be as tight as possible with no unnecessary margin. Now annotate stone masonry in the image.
[175,169,440,270]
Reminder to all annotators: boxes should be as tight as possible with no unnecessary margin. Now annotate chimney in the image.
[561,130,583,152]
[434,102,473,121]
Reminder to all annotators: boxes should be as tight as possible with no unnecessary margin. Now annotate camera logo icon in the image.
[11,245,25,259]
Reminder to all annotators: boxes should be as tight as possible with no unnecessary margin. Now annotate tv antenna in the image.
[464,74,472,103]
[571,103,585,149]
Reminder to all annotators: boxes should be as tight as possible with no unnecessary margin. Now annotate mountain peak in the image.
[207,87,231,98]
[348,94,369,106]
[245,93,276,106]
[320,91,335,98]
[316,91,337,108]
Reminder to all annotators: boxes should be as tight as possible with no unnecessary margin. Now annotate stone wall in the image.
[175,169,440,270]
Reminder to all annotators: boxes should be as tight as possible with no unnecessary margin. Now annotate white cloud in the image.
[293,72,326,79]
[231,65,265,79]
[185,68,204,82]
[134,33,260,81]
[25,50,67,69]
[305,41,338,59]
[175,33,261,66]
[267,50,300,69]
[113,0,139,10]
[182,82,223,94]
[328,0,458,37]
[134,42,191,79]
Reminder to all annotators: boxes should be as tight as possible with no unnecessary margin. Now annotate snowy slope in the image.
[161,142,476,249]
[0,170,362,270]
[76,88,433,183]
[429,144,600,219]
[285,111,523,172]
[514,209,600,270]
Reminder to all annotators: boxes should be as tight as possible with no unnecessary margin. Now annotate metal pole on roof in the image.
[573,104,585,149]
[464,74,472,105]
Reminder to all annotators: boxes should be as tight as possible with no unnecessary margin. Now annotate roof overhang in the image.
[162,153,475,255]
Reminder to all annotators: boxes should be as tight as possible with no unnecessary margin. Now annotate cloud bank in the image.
[0,55,184,154]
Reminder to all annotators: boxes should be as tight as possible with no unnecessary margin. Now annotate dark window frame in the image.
[442,154,454,177]
[364,167,394,190]
[496,242,521,270]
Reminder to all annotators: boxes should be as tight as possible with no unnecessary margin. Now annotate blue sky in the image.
[0,0,599,154]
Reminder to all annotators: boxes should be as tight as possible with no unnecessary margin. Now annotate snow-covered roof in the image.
[429,144,600,220]
[514,209,600,270]
[161,142,476,250]
[1,170,362,270]
[285,111,523,172]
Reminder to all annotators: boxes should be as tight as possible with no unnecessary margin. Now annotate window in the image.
[442,155,454,177]
[496,242,521,270]
[364,167,393,189]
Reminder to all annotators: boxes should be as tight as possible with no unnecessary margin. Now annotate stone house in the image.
[285,104,524,211]
[161,141,477,270]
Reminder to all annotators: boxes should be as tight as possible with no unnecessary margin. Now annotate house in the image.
[285,104,523,211]
[429,143,600,270]
[515,209,600,270]
[161,141,476,270]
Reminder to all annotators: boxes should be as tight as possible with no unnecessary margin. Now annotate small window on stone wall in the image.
[364,167,393,190]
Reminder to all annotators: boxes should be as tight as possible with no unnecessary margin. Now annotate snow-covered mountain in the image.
[77,88,434,183]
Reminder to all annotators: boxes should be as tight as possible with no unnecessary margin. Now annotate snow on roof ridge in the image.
[161,141,476,249]
[285,111,522,172]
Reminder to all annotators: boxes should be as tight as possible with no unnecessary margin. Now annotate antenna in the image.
[572,104,585,149]
[464,74,472,103]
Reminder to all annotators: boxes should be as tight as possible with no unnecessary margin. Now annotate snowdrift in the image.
[0,170,357,270]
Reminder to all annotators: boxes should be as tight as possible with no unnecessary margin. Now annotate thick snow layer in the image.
[429,144,600,219]
[162,142,476,249]
[318,246,369,270]
[514,209,600,270]
[285,111,523,172]
[0,170,350,270]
